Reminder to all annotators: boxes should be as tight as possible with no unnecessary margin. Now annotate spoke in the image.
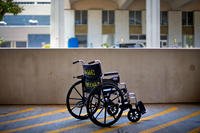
[93,95,99,100]
[74,87,83,98]
[70,103,81,111]
[91,103,96,109]
[111,114,116,119]
[104,106,107,124]
[79,106,83,116]
[71,105,77,111]
[94,95,105,104]
[111,95,120,102]
[95,107,104,119]
[89,96,96,112]
[93,95,105,105]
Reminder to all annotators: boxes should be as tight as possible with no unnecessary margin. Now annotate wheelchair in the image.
[66,60,146,127]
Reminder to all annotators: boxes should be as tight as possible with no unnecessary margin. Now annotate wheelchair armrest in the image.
[103,71,119,76]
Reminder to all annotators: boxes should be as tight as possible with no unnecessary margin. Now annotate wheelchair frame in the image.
[66,60,146,127]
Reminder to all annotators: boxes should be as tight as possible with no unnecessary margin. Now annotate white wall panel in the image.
[64,10,75,47]
[168,11,182,46]
[146,0,160,48]
[50,0,65,48]
[115,10,129,44]
[194,11,200,47]
[142,10,146,34]
[88,10,102,48]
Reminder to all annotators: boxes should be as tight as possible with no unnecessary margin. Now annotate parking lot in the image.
[0,104,200,133]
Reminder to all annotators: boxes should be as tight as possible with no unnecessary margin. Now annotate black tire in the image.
[87,82,124,127]
[127,109,141,122]
[66,80,88,120]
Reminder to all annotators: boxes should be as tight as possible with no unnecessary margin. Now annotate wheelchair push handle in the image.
[73,60,79,64]
[88,60,101,64]
[88,61,95,64]
[73,60,85,64]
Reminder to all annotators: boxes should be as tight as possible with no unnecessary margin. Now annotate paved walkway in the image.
[0,104,200,133]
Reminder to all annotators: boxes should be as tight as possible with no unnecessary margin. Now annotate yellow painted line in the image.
[0,108,34,117]
[140,110,200,133]
[0,115,76,133]
[1,108,94,133]
[188,127,200,133]
[0,109,67,125]
[47,112,128,133]
[92,107,178,133]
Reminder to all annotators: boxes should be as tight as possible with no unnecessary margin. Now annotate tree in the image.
[0,0,23,21]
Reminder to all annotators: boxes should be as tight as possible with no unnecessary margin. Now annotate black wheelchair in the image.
[66,60,146,127]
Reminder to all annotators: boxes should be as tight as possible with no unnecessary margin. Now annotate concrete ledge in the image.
[0,49,200,104]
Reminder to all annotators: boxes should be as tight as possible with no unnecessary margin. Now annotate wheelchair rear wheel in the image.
[66,80,88,120]
[87,82,124,127]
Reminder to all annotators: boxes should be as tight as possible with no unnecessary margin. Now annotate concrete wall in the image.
[71,0,118,10]
[0,49,200,104]
[181,0,200,11]
[128,0,145,10]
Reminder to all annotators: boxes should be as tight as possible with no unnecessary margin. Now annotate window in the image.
[102,10,114,25]
[160,35,168,48]
[139,35,146,40]
[130,35,138,40]
[28,34,50,48]
[0,41,11,47]
[129,11,141,25]
[183,35,194,48]
[160,35,168,40]
[37,2,51,4]
[75,10,87,25]
[130,34,146,40]
[76,35,87,47]
[16,41,27,48]
[4,15,50,25]
[14,2,35,4]
[160,11,168,26]
[182,12,193,26]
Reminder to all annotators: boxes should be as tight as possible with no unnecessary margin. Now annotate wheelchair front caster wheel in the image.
[127,109,141,122]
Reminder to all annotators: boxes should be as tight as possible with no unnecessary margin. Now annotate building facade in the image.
[0,0,200,48]
[0,0,50,48]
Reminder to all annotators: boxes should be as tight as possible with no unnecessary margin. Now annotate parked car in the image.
[117,42,145,48]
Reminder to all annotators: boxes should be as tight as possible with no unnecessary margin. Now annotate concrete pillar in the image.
[88,10,102,48]
[146,0,160,48]
[168,11,182,47]
[194,11,200,48]
[142,10,146,34]
[11,41,15,48]
[50,0,65,48]
[115,10,129,44]
[64,10,75,47]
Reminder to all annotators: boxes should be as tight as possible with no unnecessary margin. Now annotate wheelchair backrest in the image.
[83,62,102,90]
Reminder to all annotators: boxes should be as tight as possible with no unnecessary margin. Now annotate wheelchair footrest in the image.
[136,101,146,115]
